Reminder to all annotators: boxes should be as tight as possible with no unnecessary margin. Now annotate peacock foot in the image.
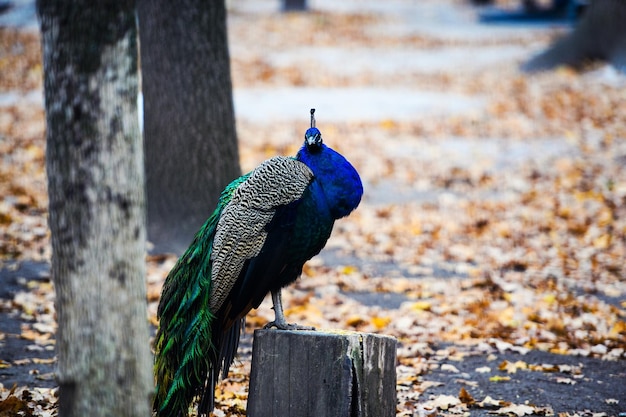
[263,320,315,331]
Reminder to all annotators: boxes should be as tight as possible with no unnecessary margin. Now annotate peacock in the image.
[153,109,363,417]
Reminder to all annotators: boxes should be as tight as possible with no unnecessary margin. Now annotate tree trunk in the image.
[523,0,626,72]
[282,0,308,12]
[38,1,152,416]
[137,0,241,255]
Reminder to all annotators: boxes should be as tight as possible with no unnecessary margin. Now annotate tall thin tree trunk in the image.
[138,0,241,255]
[38,1,152,416]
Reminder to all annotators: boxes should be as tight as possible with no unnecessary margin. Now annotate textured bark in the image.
[523,0,626,72]
[137,0,241,255]
[38,1,152,416]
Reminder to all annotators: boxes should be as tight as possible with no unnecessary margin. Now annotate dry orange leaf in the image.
[340,265,359,275]
[593,234,611,249]
[371,316,391,329]
[411,301,432,312]
[459,387,475,405]
[499,360,528,374]
[609,321,626,337]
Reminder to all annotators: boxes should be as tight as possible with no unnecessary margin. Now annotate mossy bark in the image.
[38,1,152,416]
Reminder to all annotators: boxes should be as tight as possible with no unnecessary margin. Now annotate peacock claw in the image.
[266,290,315,330]
[263,321,315,331]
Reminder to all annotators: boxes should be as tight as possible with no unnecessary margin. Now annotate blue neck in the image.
[297,143,363,219]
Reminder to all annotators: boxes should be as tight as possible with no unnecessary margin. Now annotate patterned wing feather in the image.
[209,156,313,313]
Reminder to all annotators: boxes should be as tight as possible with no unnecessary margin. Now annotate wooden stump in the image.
[247,329,397,417]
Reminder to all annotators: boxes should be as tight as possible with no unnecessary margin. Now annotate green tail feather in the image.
[153,175,249,417]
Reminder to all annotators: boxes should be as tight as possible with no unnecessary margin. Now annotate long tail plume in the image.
[153,176,248,417]
[153,213,218,417]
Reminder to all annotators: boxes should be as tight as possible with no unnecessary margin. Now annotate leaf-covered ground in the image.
[1,1,625,416]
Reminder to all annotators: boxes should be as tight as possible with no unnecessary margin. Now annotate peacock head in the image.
[305,127,323,149]
[304,108,323,150]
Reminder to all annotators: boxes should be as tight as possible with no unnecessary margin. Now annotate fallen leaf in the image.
[420,380,444,390]
[411,301,432,312]
[456,378,479,388]
[459,387,475,405]
[494,403,535,416]
[533,405,555,415]
[478,396,502,408]
[0,389,34,417]
[593,234,611,249]
[31,323,54,334]
[555,377,576,385]
[340,265,359,275]
[499,360,527,374]
[441,363,460,373]
[371,316,391,329]
[427,394,461,410]
[609,321,626,337]
[31,358,55,365]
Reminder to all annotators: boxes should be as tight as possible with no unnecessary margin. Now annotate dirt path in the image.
[2,261,625,415]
